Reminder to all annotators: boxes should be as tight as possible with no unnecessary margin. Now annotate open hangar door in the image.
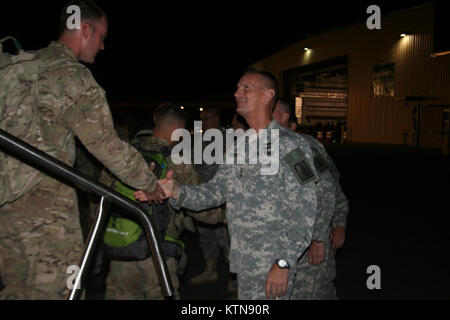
[283,56,348,143]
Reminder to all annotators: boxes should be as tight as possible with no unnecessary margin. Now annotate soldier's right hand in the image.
[134,189,164,204]
[330,226,346,250]
[134,169,178,203]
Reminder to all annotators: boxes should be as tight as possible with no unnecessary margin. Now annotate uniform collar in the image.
[49,41,78,62]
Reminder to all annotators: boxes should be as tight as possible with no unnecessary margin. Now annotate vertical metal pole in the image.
[67,196,111,300]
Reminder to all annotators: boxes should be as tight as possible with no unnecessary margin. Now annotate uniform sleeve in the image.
[170,164,230,212]
[312,140,347,232]
[331,182,349,229]
[311,172,336,242]
[276,138,317,269]
[64,71,157,193]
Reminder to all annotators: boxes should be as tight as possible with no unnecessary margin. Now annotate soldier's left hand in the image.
[265,263,289,300]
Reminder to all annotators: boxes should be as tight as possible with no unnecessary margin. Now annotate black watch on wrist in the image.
[276,259,290,269]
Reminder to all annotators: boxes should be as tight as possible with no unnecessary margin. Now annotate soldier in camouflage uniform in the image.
[137,70,318,300]
[273,100,349,300]
[191,107,230,285]
[105,103,225,300]
[0,1,157,300]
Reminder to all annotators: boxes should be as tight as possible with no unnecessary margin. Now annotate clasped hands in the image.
[134,169,179,204]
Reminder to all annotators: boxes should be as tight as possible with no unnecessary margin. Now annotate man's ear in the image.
[290,121,298,132]
[281,112,290,125]
[264,88,275,103]
[81,22,92,39]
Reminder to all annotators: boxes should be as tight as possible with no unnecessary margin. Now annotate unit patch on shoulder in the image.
[311,147,330,175]
[283,148,316,185]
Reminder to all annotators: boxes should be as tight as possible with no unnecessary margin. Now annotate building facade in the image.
[251,3,450,152]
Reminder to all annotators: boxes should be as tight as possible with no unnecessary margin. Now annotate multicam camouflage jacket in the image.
[0,41,157,207]
[171,120,318,274]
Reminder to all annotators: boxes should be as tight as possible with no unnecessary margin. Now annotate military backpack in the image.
[0,37,77,206]
[103,144,185,263]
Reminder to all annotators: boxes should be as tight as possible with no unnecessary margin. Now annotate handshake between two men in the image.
[134,169,177,204]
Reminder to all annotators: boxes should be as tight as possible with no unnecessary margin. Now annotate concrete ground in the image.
[179,143,450,300]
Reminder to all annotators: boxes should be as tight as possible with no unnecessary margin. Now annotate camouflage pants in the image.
[291,240,337,300]
[0,183,83,300]
[236,265,296,300]
[105,257,179,300]
[197,223,230,261]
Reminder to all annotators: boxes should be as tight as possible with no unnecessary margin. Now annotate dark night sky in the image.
[2,0,430,103]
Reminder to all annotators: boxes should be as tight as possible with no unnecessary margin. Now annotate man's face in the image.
[200,109,221,131]
[234,73,268,118]
[79,16,107,64]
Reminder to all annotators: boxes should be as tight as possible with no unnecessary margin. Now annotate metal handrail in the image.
[0,129,174,299]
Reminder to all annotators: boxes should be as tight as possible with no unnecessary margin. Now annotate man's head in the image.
[273,100,291,128]
[59,0,108,63]
[234,69,279,119]
[273,100,298,131]
[200,107,222,131]
[153,102,187,143]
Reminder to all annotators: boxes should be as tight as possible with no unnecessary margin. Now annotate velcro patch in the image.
[312,147,330,175]
[283,148,316,185]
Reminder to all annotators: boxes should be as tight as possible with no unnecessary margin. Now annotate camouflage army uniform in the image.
[0,42,156,300]
[74,140,103,241]
[291,134,349,300]
[193,129,229,267]
[105,135,223,299]
[171,120,317,300]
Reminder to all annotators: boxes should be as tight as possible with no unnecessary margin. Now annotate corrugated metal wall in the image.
[252,3,450,148]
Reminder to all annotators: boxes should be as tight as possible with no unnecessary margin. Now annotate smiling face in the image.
[234,73,270,118]
[79,16,107,64]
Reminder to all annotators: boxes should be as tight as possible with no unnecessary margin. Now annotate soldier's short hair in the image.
[153,102,187,127]
[244,68,279,103]
[278,100,298,124]
[277,100,291,116]
[59,0,108,35]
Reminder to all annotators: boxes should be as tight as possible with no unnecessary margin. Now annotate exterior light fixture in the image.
[304,47,311,51]
[400,33,408,37]
[199,107,204,112]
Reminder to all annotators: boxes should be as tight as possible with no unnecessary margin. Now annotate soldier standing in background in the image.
[273,100,349,299]
[0,0,157,299]
[191,107,230,286]
[105,103,226,299]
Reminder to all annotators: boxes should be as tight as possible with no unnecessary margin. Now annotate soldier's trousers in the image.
[290,239,337,300]
[105,257,179,300]
[197,222,230,261]
[0,184,83,300]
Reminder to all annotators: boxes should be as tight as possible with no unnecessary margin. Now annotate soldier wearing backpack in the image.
[0,1,158,299]
[103,102,225,299]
